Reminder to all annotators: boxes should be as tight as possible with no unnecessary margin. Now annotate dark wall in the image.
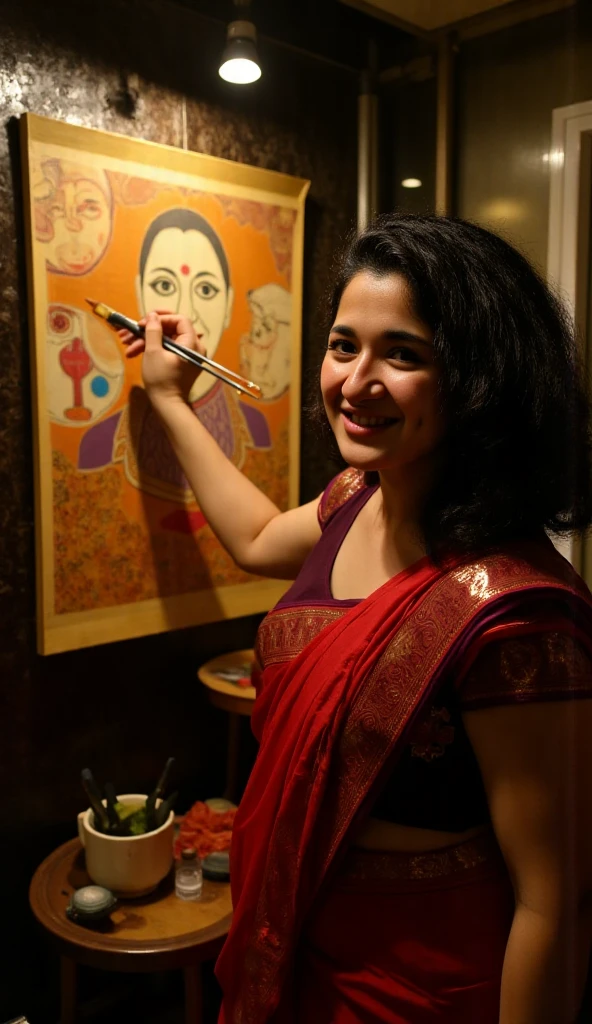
[0,0,358,1014]
[381,2,592,252]
[382,74,437,215]
[456,1,592,269]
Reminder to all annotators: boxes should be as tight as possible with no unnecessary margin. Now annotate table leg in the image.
[224,712,240,802]
[184,964,203,1024]
[60,956,77,1024]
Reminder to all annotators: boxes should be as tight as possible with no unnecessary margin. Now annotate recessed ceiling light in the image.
[401,178,422,189]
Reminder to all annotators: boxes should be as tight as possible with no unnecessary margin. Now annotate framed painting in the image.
[20,113,309,655]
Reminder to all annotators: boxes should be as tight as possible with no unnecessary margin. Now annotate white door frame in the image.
[547,99,592,578]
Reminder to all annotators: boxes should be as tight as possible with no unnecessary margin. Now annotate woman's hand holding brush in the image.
[118,310,205,406]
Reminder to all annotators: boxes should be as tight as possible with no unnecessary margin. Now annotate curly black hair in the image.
[314,213,592,561]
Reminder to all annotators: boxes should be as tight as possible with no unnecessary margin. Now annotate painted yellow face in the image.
[139,227,233,364]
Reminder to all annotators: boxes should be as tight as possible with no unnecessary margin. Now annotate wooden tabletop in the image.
[197,648,256,716]
[29,838,232,972]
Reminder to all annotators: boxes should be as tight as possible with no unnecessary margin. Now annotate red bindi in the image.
[180,264,191,276]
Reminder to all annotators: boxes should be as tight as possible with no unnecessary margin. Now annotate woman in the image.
[122,214,592,1023]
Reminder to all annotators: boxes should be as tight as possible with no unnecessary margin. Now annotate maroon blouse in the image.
[269,469,592,832]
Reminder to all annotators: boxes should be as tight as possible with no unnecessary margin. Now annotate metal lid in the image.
[67,885,117,919]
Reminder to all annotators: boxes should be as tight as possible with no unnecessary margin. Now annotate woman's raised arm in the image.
[123,311,322,579]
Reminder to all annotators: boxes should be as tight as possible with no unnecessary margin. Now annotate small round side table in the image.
[197,649,256,802]
[29,838,232,1024]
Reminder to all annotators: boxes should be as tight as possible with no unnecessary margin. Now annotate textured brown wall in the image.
[0,0,357,1014]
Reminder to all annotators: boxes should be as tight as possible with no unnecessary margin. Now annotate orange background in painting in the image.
[43,171,294,611]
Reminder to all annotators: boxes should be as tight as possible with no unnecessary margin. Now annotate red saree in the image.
[215,540,592,1024]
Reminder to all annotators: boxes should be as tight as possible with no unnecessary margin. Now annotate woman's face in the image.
[320,271,445,481]
[34,162,112,275]
[139,227,232,361]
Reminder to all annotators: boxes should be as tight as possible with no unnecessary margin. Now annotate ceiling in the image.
[177,0,411,72]
[339,0,571,33]
[176,0,576,72]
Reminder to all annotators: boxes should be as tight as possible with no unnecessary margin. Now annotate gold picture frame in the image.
[20,113,309,654]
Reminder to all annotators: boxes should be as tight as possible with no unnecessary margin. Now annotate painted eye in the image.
[194,281,220,301]
[77,199,102,220]
[50,311,71,334]
[150,277,177,297]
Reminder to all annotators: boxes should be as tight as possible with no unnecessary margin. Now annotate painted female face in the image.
[34,161,112,275]
[321,271,445,482]
[139,227,233,362]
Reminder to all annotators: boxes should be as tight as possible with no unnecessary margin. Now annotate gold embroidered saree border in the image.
[235,549,589,1023]
[323,553,582,866]
[318,466,365,527]
[460,631,592,707]
[336,830,500,887]
[255,606,347,667]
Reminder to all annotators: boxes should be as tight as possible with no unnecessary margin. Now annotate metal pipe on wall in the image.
[358,41,379,233]
[435,31,455,215]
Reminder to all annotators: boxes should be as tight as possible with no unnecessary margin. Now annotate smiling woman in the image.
[123,212,592,1024]
[321,272,444,491]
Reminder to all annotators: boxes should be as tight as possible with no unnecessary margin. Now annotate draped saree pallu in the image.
[215,543,592,1024]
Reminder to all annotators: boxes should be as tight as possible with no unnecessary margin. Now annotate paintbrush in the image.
[81,768,109,832]
[154,790,178,828]
[103,781,122,833]
[85,298,262,400]
[145,756,175,831]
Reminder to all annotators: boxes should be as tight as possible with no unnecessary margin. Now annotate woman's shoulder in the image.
[440,540,592,710]
[457,628,592,711]
[317,467,369,530]
[449,536,592,600]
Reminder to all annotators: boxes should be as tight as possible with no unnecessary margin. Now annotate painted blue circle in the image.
[91,376,109,398]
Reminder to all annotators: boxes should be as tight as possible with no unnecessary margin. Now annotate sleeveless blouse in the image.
[258,469,592,832]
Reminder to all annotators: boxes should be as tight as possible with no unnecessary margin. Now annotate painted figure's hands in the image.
[118,311,205,404]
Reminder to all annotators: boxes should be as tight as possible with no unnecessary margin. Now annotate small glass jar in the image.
[175,847,203,901]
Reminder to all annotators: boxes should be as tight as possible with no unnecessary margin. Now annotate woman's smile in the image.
[341,407,400,436]
[321,270,444,478]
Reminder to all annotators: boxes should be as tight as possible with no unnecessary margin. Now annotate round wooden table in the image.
[197,649,256,802]
[29,837,232,1024]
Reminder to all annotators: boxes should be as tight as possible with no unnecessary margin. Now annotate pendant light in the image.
[219,1,262,85]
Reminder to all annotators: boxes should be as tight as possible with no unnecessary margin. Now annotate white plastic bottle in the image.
[175,848,203,901]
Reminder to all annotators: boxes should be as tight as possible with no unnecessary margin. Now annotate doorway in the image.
[547,99,592,586]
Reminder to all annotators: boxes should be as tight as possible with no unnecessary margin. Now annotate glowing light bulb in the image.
[219,58,261,84]
[219,21,262,85]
